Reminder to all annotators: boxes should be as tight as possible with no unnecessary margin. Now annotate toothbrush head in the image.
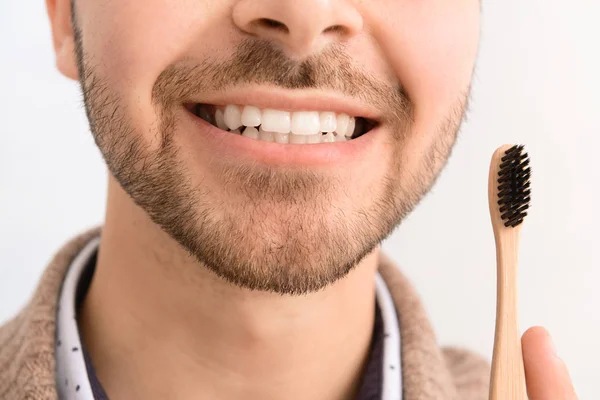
[497,145,531,228]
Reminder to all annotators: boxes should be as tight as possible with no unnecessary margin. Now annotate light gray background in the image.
[1,1,598,398]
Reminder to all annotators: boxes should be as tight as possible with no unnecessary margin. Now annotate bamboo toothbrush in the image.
[488,144,531,400]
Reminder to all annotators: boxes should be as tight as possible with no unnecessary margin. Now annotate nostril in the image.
[322,25,346,35]
[256,18,289,33]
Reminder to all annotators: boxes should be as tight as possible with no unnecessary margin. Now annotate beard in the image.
[73,26,468,295]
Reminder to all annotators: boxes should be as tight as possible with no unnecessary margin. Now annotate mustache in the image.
[152,38,413,125]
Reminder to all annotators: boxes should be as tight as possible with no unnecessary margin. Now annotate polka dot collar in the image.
[55,236,100,399]
[55,237,401,399]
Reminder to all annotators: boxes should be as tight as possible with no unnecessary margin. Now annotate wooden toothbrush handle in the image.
[489,231,527,400]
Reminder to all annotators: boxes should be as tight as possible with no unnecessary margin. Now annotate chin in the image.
[176,198,383,294]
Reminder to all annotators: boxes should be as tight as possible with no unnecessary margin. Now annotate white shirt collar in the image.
[55,236,100,399]
[55,236,402,399]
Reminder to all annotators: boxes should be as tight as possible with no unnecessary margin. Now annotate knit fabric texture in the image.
[0,228,490,399]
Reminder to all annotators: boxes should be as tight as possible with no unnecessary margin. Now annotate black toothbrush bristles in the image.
[497,145,531,227]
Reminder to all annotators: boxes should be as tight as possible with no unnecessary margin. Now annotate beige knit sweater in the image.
[0,228,491,399]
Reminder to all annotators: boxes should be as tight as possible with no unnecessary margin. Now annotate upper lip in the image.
[184,85,381,121]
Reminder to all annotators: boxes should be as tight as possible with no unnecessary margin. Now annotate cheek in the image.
[355,0,479,185]
[363,0,480,122]
[76,0,234,127]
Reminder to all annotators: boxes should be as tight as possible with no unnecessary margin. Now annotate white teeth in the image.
[306,134,321,144]
[215,109,228,130]
[274,132,289,144]
[232,129,340,144]
[214,105,366,143]
[319,112,337,133]
[290,134,307,144]
[224,105,242,130]
[345,117,355,138]
[291,111,320,135]
[335,113,350,135]
[241,106,261,127]
[242,126,259,139]
[322,132,336,142]
[259,126,275,142]
[262,109,291,133]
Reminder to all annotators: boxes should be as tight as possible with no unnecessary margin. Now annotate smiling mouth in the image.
[186,103,378,144]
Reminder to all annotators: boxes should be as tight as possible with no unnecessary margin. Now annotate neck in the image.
[79,177,380,400]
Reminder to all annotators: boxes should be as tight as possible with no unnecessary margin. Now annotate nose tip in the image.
[232,0,363,57]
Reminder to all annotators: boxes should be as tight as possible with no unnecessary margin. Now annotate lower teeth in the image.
[233,126,348,144]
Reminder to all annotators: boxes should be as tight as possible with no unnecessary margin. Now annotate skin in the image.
[44,0,576,399]
[523,327,578,400]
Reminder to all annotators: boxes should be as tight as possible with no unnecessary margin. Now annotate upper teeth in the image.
[220,105,356,138]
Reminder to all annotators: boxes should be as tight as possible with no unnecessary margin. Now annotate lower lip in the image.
[181,107,380,167]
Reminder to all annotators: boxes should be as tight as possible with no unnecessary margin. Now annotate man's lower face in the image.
[78,37,467,295]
